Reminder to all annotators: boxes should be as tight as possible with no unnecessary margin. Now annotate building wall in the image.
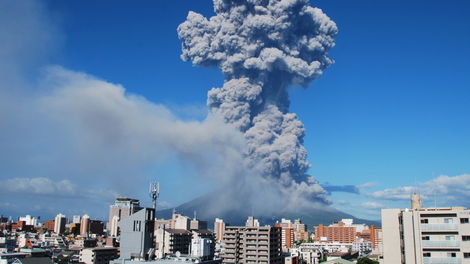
[370,225,382,248]
[80,247,118,264]
[314,223,356,243]
[282,227,294,248]
[382,206,470,264]
[44,220,55,231]
[117,208,155,260]
[223,221,282,264]
[54,214,66,234]
[73,215,81,224]
[294,230,310,243]
[108,197,141,236]
[214,218,225,242]
[81,215,90,236]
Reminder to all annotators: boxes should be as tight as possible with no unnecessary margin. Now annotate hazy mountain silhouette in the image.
[156,192,380,230]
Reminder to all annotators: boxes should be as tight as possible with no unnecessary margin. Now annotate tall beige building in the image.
[108,197,141,236]
[382,197,470,264]
[223,217,282,264]
[80,214,90,236]
[214,218,226,242]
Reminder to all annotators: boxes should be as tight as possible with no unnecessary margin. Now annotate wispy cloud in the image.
[363,174,470,208]
[358,182,378,189]
[366,186,417,200]
[0,177,78,197]
[361,201,385,209]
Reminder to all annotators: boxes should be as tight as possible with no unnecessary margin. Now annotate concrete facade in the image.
[314,221,356,243]
[79,247,118,264]
[382,206,470,264]
[222,217,282,264]
[54,214,66,234]
[81,214,90,236]
[155,228,192,257]
[214,218,225,242]
[117,207,155,260]
[108,198,141,237]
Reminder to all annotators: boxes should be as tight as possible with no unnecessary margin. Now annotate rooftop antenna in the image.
[149,182,160,211]
[194,211,197,221]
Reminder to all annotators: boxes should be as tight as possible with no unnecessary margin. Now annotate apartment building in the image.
[214,218,226,242]
[314,221,356,243]
[276,219,294,248]
[382,195,470,264]
[222,217,282,264]
[54,213,66,234]
[80,247,118,264]
[293,219,309,243]
[370,225,381,249]
[108,197,142,237]
[117,207,155,260]
[155,228,192,256]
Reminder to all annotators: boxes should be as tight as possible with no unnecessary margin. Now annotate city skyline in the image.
[0,0,469,221]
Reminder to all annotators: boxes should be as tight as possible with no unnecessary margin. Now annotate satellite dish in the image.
[176,251,181,258]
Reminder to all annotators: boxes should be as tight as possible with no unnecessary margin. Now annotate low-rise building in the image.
[79,247,118,264]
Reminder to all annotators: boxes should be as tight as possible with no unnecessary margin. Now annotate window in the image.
[447,253,456,258]
[423,253,431,257]
[444,218,453,224]
[421,219,429,224]
[462,236,470,241]
[422,236,430,240]
[461,218,469,224]
[446,236,455,241]
[464,253,470,259]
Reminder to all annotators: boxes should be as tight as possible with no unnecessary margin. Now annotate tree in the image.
[356,257,379,264]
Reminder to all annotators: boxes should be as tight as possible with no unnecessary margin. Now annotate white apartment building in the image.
[73,215,81,224]
[382,197,470,264]
[18,215,37,226]
[54,213,66,234]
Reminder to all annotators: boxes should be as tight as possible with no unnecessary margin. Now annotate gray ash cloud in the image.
[178,0,337,209]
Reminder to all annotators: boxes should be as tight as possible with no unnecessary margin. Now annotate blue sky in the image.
[0,0,469,223]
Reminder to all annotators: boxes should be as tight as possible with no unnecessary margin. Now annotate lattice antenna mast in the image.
[149,182,160,210]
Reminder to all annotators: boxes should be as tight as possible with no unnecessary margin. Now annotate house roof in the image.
[15,257,53,264]
[165,229,191,235]
[323,258,354,264]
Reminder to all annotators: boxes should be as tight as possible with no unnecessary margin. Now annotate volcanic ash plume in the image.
[178,0,337,207]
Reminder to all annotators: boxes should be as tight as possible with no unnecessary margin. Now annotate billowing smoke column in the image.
[178,0,337,206]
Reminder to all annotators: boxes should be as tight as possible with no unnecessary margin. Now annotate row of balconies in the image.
[422,241,460,247]
[423,257,461,264]
[421,223,459,231]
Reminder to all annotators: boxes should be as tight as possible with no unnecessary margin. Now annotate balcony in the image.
[421,224,459,231]
[423,258,461,264]
[422,241,460,247]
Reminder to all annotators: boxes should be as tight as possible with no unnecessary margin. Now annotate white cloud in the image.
[358,182,378,189]
[361,201,385,209]
[363,174,470,209]
[0,177,77,196]
[157,201,173,210]
[367,186,416,200]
